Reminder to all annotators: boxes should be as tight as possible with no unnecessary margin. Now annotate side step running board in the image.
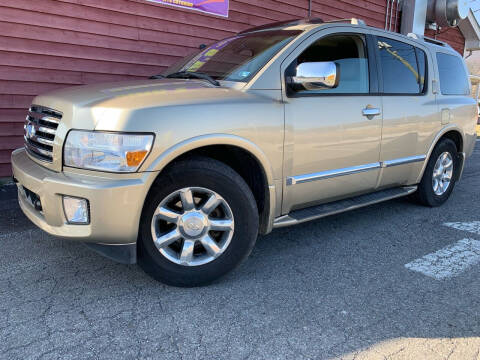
[273,186,417,228]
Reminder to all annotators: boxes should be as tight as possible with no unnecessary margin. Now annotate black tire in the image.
[138,157,259,287]
[413,138,459,207]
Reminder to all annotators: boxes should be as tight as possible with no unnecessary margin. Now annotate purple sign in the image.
[147,0,229,17]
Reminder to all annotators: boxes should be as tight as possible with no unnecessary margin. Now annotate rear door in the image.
[372,34,438,188]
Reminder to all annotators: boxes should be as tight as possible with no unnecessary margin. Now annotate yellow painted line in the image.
[477,124,480,137]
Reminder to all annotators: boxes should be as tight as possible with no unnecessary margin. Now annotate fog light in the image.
[63,196,89,224]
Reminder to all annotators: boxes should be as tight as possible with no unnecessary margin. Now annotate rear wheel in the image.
[138,157,259,287]
[414,138,458,207]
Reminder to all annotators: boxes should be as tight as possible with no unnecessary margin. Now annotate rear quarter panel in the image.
[413,50,477,183]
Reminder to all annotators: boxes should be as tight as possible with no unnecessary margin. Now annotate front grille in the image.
[24,105,62,162]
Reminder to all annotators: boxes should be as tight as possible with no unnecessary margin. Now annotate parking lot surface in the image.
[1,142,480,360]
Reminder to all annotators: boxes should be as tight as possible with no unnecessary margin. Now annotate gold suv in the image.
[11,18,477,286]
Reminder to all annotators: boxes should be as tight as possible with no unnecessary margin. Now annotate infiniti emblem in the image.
[182,214,205,237]
[26,122,36,139]
[186,222,201,231]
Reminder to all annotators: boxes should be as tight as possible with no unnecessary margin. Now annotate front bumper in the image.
[11,148,156,247]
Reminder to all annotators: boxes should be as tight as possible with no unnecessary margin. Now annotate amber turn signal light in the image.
[126,150,148,167]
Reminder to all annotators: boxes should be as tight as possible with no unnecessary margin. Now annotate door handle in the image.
[362,107,381,118]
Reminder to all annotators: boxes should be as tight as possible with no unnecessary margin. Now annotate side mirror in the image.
[290,61,339,90]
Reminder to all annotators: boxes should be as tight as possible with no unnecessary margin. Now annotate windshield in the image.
[162,30,301,82]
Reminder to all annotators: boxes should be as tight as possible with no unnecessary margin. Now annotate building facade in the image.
[0,0,475,177]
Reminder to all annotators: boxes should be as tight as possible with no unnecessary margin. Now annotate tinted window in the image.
[416,48,427,93]
[288,34,369,94]
[436,53,470,95]
[377,37,422,94]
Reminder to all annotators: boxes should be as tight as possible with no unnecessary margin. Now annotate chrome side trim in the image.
[286,155,427,186]
[286,162,380,186]
[381,155,426,168]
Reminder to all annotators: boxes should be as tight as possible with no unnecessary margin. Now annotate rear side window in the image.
[377,37,425,94]
[416,48,427,93]
[436,53,469,95]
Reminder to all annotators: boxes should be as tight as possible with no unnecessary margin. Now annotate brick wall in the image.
[0,0,464,176]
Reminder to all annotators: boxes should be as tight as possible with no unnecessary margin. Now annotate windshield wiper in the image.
[149,74,165,79]
[166,71,220,86]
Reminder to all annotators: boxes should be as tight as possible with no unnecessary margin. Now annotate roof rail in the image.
[407,33,452,48]
[423,36,451,48]
[238,18,324,35]
[324,18,366,26]
[237,17,365,35]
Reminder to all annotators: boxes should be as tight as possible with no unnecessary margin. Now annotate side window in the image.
[436,53,470,95]
[287,34,369,94]
[415,48,427,93]
[377,37,424,94]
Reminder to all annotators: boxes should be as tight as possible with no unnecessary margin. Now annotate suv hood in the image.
[33,79,250,130]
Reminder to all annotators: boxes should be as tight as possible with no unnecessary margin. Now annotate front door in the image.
[282,30,383,214]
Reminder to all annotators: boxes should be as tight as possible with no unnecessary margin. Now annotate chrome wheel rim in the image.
[432,152,453,196]
[151,187,234,266]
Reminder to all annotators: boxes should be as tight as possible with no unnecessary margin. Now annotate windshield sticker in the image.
[184,36,239,72]
[238,71,251,78]
[146,0,229,17]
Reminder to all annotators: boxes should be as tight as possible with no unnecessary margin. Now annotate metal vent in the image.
[24,105,62,162]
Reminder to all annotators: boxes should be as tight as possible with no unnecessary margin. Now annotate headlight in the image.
[64,130,154,172]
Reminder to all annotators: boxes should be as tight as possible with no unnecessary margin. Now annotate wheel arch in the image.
[144,134,277,234]
[416,126,464,183]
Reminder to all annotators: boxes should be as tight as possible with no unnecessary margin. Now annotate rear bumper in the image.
[11,148,156,246]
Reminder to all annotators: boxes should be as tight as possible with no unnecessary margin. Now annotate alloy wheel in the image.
[432,151,453,196]
[150,187,234,266]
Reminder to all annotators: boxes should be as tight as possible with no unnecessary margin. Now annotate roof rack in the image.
[237,17,365,35]
[324,18,366,26]
[423,36,451,47]
[238,18,324,35]
[407,33,452,48]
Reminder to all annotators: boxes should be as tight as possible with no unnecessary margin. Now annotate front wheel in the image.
[414,138,458,207]
[138,157,259,287]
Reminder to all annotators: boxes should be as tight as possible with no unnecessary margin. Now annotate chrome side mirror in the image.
[290,61,339,90]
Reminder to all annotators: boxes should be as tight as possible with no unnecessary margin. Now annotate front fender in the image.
[143,133,276,187]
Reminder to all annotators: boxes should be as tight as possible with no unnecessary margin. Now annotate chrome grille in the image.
[24,105,62,162]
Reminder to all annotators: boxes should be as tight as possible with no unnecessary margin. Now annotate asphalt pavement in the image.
[1,142,480,359]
